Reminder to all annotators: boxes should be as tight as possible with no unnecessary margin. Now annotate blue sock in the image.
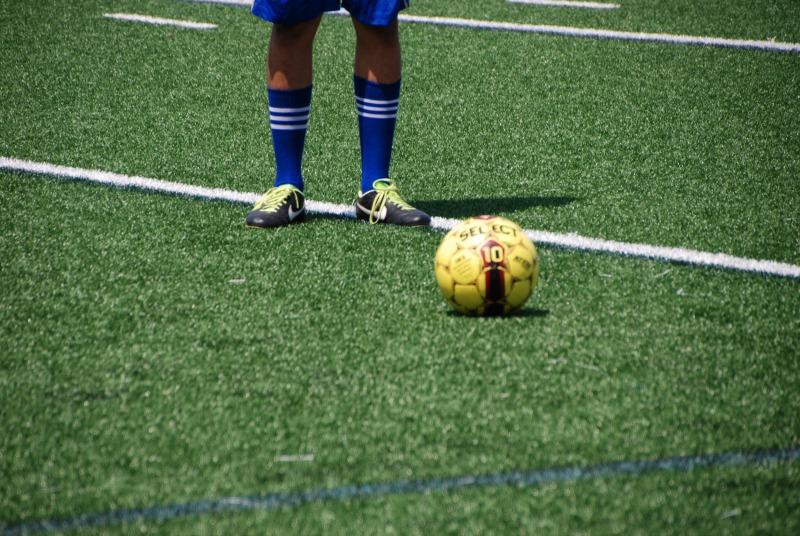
[354,76,401,193]
[268,85,312,190]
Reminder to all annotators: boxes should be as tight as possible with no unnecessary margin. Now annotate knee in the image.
[271,18,320,47]
[354,19,399,49]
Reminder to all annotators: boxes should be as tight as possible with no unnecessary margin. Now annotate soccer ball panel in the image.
[508,244,536,281]
[434,234,459,266]
[478,239,507,267]
[507,279,532,308]
[454,219,493,249]
[476,267,512,300]
[487,216,523,247]
[449,249,482,285]
[520,232,536,253]
[435,264,454,299]
[453,284,483,312]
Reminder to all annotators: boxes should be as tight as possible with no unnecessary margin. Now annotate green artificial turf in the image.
[1,0,799,533]
[411,0,800,42]
[93,464,800,535]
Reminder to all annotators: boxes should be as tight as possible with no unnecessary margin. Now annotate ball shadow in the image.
[445,308,550,319]
[415,196,575,219]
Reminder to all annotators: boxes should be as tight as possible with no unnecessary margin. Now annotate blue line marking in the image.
[4,446,799,535]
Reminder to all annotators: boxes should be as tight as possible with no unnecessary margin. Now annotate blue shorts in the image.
[252,0,409,27]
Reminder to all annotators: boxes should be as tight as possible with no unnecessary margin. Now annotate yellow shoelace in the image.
[254,185,301,213]
[367,179,414,224]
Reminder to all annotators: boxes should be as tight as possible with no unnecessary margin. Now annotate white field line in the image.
[508,0,620,10]
[397,15,800,53]
[430,215,800,278]
[184,0,800,54]
[103,13,217,30]
[2,156,799,279]
[275,454,315,463]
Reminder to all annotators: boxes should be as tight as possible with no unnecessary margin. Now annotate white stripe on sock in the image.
[355,96,400,105]
[357,112,398,119]
[270,123,308,130]
[357,104,399,112]
[268,105,311,113]
[270,114,310,122]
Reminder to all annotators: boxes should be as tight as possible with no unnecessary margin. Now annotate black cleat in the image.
[245,185,306,229]
[355,179,430,227]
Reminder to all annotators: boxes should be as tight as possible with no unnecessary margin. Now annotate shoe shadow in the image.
[445,308,550,319]
[415,196,575,220]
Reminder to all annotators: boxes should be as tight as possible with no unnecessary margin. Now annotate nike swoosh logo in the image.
[356,203,387,220]
[288,205,304,221]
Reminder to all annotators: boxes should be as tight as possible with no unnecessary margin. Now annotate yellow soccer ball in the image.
[434,216,539,316]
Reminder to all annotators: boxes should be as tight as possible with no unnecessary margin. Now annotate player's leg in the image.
[267,16,321,91]
[247,16,319,229]
[247,1,334,229]
[349,2,430,226]
[353,17,401,85]
[353,16,401,192]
